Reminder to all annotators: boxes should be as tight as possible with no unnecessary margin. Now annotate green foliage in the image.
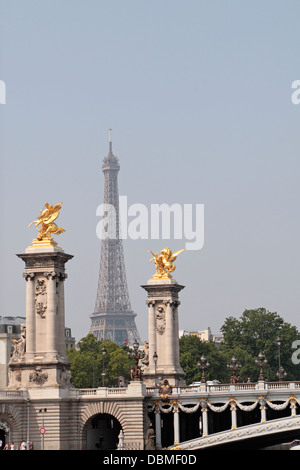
[180,308,300,384]
[66,334,133,388]
[179,335,228,384]
[220,308,300,381]
[68,309,300,388]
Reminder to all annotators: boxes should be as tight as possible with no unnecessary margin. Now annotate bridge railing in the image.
[146,381,300,396]
[77,387,128,397]
[0,390,26,397]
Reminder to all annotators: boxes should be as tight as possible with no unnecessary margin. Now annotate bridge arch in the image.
[0,419,10,448]
[80,401,129,450]
[83,412,121,450]
[0,403,22,446]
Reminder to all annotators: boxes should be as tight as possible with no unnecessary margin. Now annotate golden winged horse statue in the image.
[29,202,65,245]
[148,247,184,280]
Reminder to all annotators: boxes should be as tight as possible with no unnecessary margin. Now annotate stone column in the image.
[260,398,267,423]
[24,272,36,359]
[45,271,58,357]
[154,403,162,449]
[164,300,175,367]
[230,401,237,429]
[201,401,208,437]
[173,301,180,368]
[173,402,180,444]
[291,398,297,417]
[147,300,156,374]
[14,246,73,390]
[141,279,185,387]
[58,273,67,355]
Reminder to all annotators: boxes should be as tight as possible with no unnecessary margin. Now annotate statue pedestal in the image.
[141,279,186,387]
[8,245,73,389]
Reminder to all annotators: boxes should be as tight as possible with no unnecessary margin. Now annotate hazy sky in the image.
[0,1,299,343]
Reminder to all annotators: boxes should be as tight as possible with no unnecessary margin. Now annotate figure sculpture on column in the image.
[28,202,65,246]
[149,248,184,280]
[10,324,26,361]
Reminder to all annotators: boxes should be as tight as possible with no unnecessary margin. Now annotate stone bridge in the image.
[147,380,300,449]
[1,380,300,449]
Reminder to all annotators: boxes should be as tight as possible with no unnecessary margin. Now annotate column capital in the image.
[200,399,207,410]
[23,272,35,281]
[163,299,180,307]
[44,271,58,280]
[172,400,179,413]
[146,300,156,307]
[154,401,161,413]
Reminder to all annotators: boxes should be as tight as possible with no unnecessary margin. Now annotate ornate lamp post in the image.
[276,335,286,381]
[276,365,287,381]
[276,335,281,380]
[198,354,210,383]
[153,351,158,386]
[129,340,142,381]
[227,356,242,383]
[255,351,268,381]
[101,345,107,386]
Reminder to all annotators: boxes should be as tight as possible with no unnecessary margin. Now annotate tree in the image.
[220,308,300,381]
[179,335,228,384]
[179,308,300,384]
[66,334,134,388]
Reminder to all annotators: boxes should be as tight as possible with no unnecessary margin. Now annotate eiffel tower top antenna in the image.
[109,128,112,152]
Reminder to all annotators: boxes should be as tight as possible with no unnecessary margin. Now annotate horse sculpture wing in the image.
[169,248,185,262]
[42,202,63,225]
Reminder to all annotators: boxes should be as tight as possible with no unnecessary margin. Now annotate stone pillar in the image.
[147,300,157,376]
[141,279,185,387]
[24,272,36,360]
[173,301,180,368]
[291,398,297,417]
[44,271,58,357]
[154,403,162,449]
[201,401,208,437]
[230,401,237,429]
[164,300,175,367]
[58,273,67,355]
[8,245,73,390]
[260,398,267,423]
[173,402,180,444]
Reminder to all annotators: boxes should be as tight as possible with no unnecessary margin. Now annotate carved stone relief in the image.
[155,306,166,335]
[29,367,48,385]
[35,278,47,317]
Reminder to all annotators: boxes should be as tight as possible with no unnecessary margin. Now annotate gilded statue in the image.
[29,202,65,245]
[149,247,184,279]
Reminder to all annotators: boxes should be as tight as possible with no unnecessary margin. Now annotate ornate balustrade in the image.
[146,381,300,396]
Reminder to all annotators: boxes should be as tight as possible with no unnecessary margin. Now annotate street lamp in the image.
[101,345,107,386]
[198,354,210,383]
[227,356,242,383]
[153,351,158,387]
[276,365,287,381]
[128,340,142,381]
[255,351,268,381]
[276,335,286,381]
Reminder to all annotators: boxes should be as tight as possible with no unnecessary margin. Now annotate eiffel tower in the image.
[89,130,141,346]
